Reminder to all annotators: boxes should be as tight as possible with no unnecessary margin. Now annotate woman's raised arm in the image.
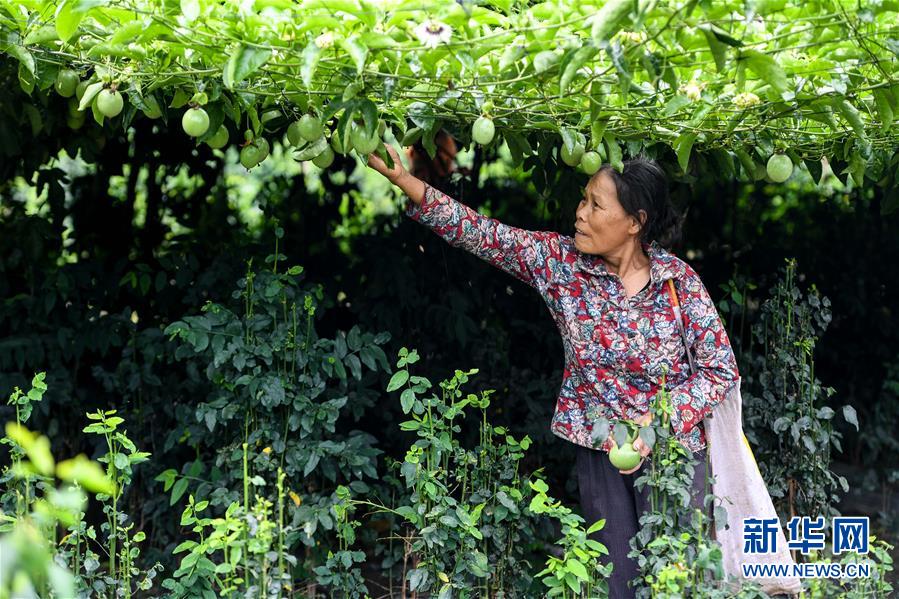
[366,144,562,291]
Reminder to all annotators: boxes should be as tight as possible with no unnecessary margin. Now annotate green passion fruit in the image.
[561,140,585,167]
[240,138,269,169]
[205,125,229,149]
[55,70,79,98]
[330,129,353,155]
[766,153,793,182]
[312,146,335,168]
[298,113,323,142]
[472,116,495,145]
[579,151,602,174]
[182,107,210,137]
[608,438,642,471]
[286,121,304,147]
[96,89,124,118]
[350,121,380,155]
[75,80,89,101]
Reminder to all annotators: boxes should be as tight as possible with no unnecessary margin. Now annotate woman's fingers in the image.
[366,144,406,181]
[632,436,652,458]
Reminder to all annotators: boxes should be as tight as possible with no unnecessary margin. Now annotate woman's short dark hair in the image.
[591,155,684,248]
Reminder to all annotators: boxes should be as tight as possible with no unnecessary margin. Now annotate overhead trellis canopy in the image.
[1,0,898,188]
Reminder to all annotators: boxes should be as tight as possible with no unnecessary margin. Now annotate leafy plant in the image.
[4,0,899,188]
[528,477,613,598]
[161,251,392,593]
[77,408,159,596]
[0,373,160,598]
[743,259,856,523]
[160,448,296,598]
[353,347,604,598]
[592,373,732,598]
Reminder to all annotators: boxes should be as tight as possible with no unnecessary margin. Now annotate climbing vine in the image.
[1,0,898,187]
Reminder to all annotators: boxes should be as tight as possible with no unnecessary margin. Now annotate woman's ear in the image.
[630,209,647,234]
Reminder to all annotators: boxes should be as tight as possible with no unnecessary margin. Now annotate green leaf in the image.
[842,405,859,431]
[223,45,272,89]
[590,0,632,45]
[698,24,728,72]
[560,127,577,155]
[400,388,415,413]
[559,46,598,96]
[662,94,692,117]
[170,478,189,505]
[154,469,177,491]
[674,132,698,174]
[172,540,196,554]
[4,43,35,79]
[734,146,758,181]
[293,136,328,160]
[57,454,115,495]
[24,25,59,45]
[387,369,409,392]
[339,35,368,75]
[109,20,144,45]
[56,1,85,43]
[359,31,396,49]
[566,558,590,582]
[78,82,104,111]
[833,99,868,142]
[603,132,622,172]
[180,0,200,21]
[18,61,35,95]
[741,49,788,95]
[706,24,742,47]
[113,453,129,470]
[301,42,321,89]
[533,50,559,74]
[804,156,824,185]
[586,517,606,534]
[303,452,320,476]
[873,89,894,132]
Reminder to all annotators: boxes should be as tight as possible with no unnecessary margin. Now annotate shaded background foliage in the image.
[0,57,897,586]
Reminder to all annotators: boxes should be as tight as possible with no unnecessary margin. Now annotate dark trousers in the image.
[575,445,711,599]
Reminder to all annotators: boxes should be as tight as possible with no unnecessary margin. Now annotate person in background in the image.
[366,141,739,599]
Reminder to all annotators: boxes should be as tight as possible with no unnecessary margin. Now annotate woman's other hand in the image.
[366,143,407,184]
[618,412,653,475]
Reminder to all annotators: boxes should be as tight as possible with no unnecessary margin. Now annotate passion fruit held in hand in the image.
[608,433,643,471]
[350,120,380,155]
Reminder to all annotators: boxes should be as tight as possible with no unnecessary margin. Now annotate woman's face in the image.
[574,170,644,255]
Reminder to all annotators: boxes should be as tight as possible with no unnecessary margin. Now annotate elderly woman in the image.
[367,144,740,598]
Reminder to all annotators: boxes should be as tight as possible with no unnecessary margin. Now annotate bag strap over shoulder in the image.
[665,278,697,375]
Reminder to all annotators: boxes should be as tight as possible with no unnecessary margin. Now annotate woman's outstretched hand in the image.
[366,143,407,184]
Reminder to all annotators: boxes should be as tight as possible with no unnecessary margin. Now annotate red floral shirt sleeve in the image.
[404,182,562,291]
[667,267,741,437]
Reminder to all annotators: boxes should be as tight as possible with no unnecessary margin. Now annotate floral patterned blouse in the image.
[404,182,740,455]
